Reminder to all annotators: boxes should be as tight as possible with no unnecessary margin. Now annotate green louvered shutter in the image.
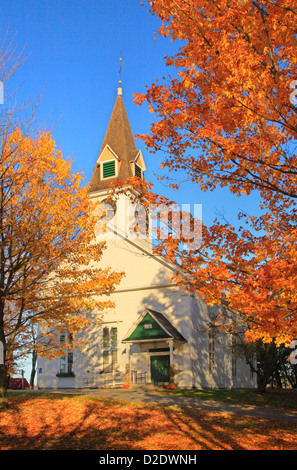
[134,163,142,178]
[102,160,116,178]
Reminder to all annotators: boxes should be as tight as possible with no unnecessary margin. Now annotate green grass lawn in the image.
[157,388,297,411]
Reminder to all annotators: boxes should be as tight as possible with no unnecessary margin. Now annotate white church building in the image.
[37,85,257,390]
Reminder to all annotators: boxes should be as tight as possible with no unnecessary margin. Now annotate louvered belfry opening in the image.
[102,160,116,179]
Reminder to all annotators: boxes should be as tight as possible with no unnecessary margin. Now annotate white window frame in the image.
[102,325,118,372]
[59,333,74,375]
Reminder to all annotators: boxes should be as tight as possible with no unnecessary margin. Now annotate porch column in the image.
[168,339,174,384]
[125,343,131,386]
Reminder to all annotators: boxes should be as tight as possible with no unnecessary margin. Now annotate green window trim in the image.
[102,160,116,179]
[56,372,75,378]
[134,162,142,179]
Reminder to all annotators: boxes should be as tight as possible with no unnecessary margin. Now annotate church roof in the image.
[89,88,141,193]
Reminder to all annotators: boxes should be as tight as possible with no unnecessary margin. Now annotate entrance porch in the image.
[122,308,187,387]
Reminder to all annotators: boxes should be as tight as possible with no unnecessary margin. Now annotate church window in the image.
[59,333,74,375]
[232,356,237,378]
[103,327,109,347]
[103,350,109,372]
[111,349,118,371]
[231,334,237,378]
[102,160,116,179]
[208,326,215,374]
[111,327,117,348]
[102,325,118,372]
[134,162,142,179]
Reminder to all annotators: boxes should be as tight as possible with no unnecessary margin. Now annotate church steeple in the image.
[89,80,146,194]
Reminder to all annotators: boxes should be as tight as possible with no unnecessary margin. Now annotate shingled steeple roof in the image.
[89,87,144,193]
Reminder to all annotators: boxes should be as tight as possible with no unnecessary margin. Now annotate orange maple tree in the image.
[0,129,123,406]
[134,0,297,345]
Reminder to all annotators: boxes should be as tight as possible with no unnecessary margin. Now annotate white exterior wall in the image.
[37,283,193,388]
[189,299,257,389]
[37,192,257,390]
[37,283,256,389]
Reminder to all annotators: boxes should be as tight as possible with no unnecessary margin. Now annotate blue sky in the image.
[1,0,261,379]
[1,0,260,230]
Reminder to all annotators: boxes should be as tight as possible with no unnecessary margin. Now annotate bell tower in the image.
[89,76,150,249]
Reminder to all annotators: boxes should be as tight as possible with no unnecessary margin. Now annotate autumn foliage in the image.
[0,129,123,403]
[0,393,296,450]
[135,0,297,345]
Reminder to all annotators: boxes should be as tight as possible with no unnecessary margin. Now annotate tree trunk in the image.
[257,373,269,393]
[30,349,37,389]
[0,363,8,407]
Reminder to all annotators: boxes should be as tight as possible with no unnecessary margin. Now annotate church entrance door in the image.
[150,355,170,384]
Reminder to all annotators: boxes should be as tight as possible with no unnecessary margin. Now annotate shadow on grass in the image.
[158,388,297,411]
[0,394,296,450]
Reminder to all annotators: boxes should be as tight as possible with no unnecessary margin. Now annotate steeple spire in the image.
[89,67,146,194]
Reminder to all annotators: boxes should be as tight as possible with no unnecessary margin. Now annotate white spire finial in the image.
[118,57,124,95]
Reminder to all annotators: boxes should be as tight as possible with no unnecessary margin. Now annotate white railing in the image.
[76,371,125,388]
[130,370,147,384]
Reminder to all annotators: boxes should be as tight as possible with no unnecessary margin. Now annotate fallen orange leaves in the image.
[0,394,296,450]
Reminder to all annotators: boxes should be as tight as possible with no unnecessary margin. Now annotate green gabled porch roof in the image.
[122,308,187,343]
